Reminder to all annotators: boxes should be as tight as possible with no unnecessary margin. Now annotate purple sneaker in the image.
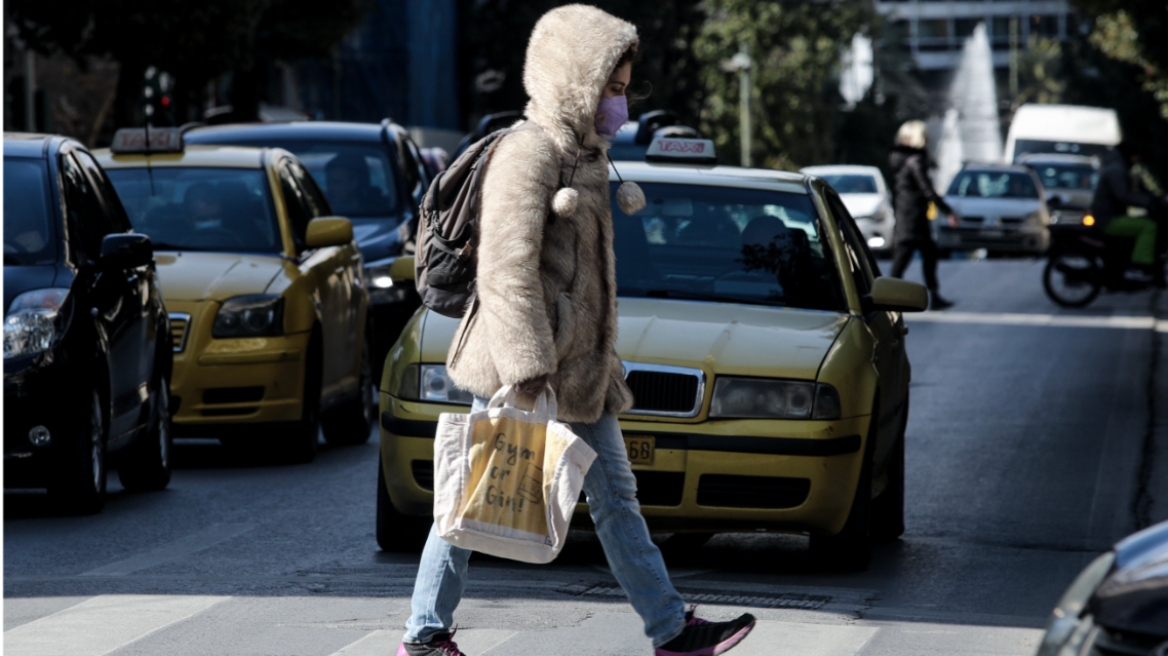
[398,630,465,656]
[655,607,756,656]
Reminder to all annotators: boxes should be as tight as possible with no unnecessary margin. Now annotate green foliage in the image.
[693,0,872,169]
[1073,0,1168,70]
[1014,37,1067,107]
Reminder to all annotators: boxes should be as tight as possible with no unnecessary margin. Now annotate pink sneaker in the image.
[655,607,756,656]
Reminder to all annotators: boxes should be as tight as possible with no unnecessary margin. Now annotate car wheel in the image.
[810,411,876,571]
[118,376,173,492]
[322,340,376,447]
[377,458,432,552]
[49,388,107,514]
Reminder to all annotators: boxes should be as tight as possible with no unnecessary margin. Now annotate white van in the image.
[1004,104,1121,163]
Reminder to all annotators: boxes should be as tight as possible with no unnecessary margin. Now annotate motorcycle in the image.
[1043,221,1162,307]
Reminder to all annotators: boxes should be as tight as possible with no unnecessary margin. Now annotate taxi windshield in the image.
[106,167,282,253]
[611,182,845,311]
[3,158,56,266]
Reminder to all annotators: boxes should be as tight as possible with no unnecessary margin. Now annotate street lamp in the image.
[724,43,753,168]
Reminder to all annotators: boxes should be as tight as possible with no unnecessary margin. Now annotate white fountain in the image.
[934,22,1002,192]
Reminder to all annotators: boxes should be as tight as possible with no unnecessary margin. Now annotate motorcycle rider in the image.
[1089,140,1166,287]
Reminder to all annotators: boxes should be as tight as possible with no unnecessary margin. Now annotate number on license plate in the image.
[624,436,655,466]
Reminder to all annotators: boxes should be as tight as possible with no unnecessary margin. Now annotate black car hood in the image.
[1090,520,1168,638]
[351,216,408,264]
[3,265,62,313]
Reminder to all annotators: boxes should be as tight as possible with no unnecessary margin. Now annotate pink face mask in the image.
[594,95,628,137]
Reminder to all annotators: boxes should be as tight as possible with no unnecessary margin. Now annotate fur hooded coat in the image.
[445,5,641,423]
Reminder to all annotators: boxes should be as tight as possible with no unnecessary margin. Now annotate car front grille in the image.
[623,362,705,417]
[169,313,191,352]
[696,474,811,509]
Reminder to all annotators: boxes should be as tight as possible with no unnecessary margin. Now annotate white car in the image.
[936,164,1051,255]
[801,165,894,254]
[1017,153,1099,225]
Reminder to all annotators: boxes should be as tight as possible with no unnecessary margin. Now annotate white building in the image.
[875,0,1074,71]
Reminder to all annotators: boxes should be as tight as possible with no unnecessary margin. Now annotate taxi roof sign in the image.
[645,138,717,165]
[110,127,184,154]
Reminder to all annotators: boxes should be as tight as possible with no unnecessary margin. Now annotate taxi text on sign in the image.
[433,386,596,563]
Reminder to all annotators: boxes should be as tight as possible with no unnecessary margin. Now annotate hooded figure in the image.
[445,4,643,423]
[399,8,758,656]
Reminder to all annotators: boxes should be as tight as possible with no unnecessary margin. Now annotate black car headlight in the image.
[4,288,72,359]
[212,294,284,338]
[397,363,474,405]
[709,377,841,420]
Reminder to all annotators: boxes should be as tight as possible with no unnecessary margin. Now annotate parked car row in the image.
[4,117,436,512]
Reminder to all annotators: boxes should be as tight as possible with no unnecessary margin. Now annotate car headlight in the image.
[709,377,841,420]
[212,294,284,338]
[365,257,410,305]
[4,288,72,359]
[1035,551,1116,656]
[397,363,474,405]
[1027,210,1047,225]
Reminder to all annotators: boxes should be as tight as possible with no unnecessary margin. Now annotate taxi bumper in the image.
[378,394,868,537]
[171,330,311,434]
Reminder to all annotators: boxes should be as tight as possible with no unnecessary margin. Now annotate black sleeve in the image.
[910,156,953,215]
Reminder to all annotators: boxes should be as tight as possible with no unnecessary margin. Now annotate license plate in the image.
[624,436,655,466]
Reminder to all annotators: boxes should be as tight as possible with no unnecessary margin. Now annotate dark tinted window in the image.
[283,143,399,218]
[287,159,331,218]
[61,152,111,262]
[829,193,880,294]
[278,161,312,250]
[3,158,56,265]
[946,171,1040,199]
[610,182,845,312]
[821,174,878,194]
[396,131,424,202]
[106,167,281,253]
[75,150,132,232]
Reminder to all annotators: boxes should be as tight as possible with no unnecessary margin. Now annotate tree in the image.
[693,0,873,169]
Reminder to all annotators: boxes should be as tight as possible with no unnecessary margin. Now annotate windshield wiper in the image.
[640,288,785,307]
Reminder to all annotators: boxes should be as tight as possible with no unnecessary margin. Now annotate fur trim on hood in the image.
[523,4,639,152]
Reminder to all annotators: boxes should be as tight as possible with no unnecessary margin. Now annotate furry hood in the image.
[523,5,638,150]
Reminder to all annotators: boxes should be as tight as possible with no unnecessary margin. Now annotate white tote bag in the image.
[432,385,596,564]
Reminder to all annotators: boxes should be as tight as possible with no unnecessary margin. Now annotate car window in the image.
[61,152,112,263]
[396,131,424,203]
[821,174,878,195]
[286,159,332,218]
[284,143,400,219]
[947,171,1039,199]
[106,166,282,253]
[1033,164,1098,191]
[277,161,313,251]
[3,157,57,265]
[75,150,132,233]
[404,136,429,189]
[826,192,874,296]
[610,182,846,312]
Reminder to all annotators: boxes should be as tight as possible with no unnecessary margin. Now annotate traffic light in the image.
[143,67,176,127]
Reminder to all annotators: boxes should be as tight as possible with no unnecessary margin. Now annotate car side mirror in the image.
[863,277,929,313]
[305,216,353,248]
[390,256,415,282]
[99,233,153,270]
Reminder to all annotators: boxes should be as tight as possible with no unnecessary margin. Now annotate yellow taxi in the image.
[95,128,374,463]
[376,138,928,568]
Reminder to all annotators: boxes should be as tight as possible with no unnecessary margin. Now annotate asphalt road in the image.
[6,259,1167,656]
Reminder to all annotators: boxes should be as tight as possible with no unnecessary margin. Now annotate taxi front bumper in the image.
[378,394,868,537]
[170,330,311,435]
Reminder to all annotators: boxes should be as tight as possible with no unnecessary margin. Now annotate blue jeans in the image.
[404,396,687,647]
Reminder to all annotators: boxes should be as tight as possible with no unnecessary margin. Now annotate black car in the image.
[4,134,173,513]
[1035,519,1168,656]
[184,121,431,372]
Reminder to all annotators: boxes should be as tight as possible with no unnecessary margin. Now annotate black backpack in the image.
[414,122,541,318]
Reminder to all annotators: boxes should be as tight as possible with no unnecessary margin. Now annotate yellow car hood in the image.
[419,297,849,381]
[153,252,287,302]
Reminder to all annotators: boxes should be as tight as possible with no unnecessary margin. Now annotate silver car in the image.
[801,165,894,254]
[936,164,1051,255]
[1018,153,1099,225]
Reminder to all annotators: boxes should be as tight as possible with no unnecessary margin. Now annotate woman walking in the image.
[397,6,756,656]
[889,120,958,310]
